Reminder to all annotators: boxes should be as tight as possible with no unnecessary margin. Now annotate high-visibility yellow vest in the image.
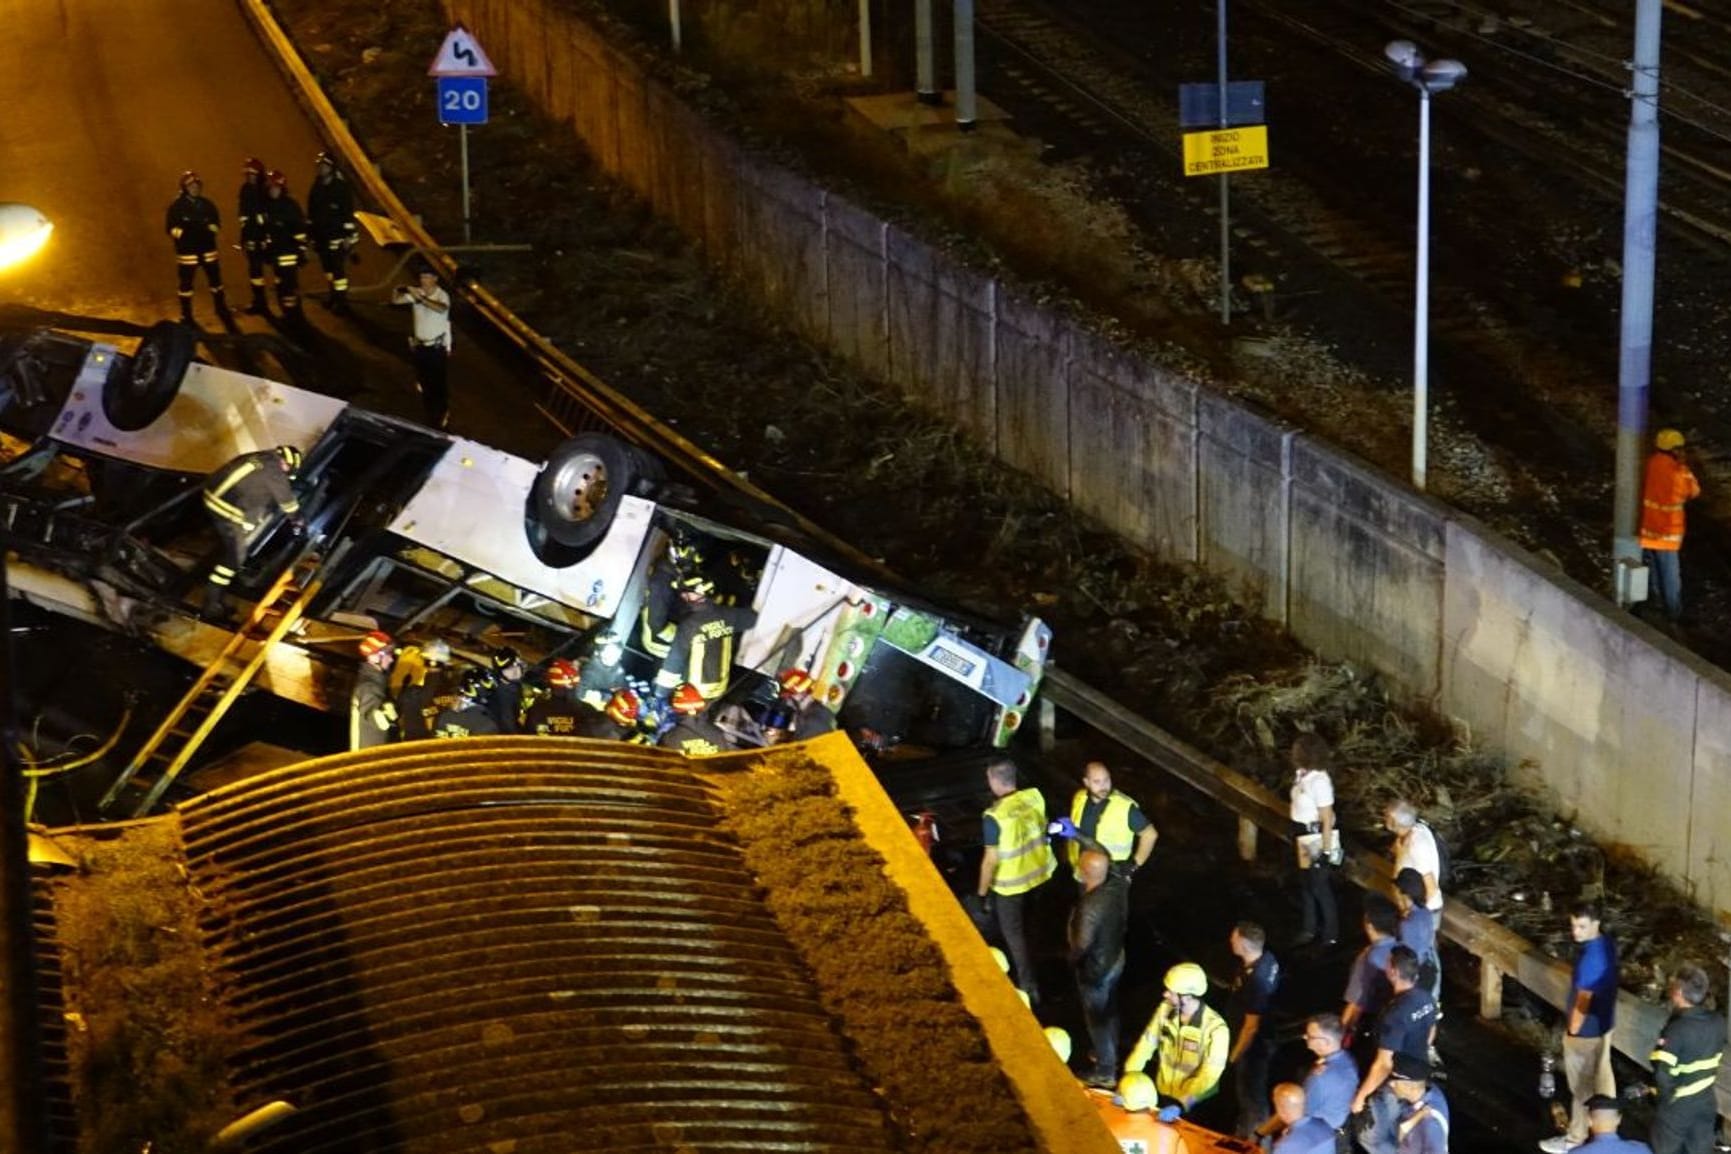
[1125,1001,1228,1105]
[987,788,1056,896]
[1067,790,1137,873]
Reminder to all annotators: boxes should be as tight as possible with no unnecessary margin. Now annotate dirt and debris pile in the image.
[46,822,239,1154]
[716,749,1042,1154]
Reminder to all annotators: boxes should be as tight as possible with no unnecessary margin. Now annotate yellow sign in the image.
[1182,126,1270,177]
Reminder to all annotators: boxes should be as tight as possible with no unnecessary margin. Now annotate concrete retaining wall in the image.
[445,0,1731,914]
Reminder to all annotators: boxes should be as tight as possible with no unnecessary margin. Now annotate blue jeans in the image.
[1077,953,1125,1077]
[1645,548,1683,619]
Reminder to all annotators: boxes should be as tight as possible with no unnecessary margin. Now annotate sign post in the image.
[428,25,498,245]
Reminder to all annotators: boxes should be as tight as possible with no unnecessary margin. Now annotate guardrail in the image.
[242,0,1728,1124]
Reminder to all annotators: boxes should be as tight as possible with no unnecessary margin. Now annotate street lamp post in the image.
[1384,41,1465,492]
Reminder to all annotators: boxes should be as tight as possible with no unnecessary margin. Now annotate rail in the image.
[242,0,1727,1123]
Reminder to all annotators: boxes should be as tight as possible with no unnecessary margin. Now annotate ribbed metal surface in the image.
[29,864,78,1154]
[178,738,900,1153]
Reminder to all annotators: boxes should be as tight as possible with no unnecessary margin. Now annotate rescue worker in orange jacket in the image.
[976,758,1057,1004]
[166,171,228,325]
[1639,428,1701,622]
[200,445,304,615]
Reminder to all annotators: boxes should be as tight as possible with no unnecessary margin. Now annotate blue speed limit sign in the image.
[437,76,488,125]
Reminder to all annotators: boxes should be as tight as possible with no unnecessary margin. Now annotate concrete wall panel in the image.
[1287,440,1446,697]
[1441,524,1697,879]
[1066,327,1197,561]
[1686,678,1731,911]
[734,163,827,339]
[824,196,889,380]
[1197,393,1289,620]
[609,64,652,198]
[884,228,996,447]
[994,294,1069,496]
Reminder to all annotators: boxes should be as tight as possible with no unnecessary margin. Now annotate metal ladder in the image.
[99,555,326,818]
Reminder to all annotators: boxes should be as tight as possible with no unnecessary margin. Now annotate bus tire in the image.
[103,321,195,431]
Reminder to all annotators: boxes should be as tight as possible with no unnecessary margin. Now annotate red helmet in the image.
[670,684,707,716]
[358,630,393,658]
[178,170,201,192]
[242,157,266,180]
[545,659,580,689]
[265,170,289,191]
[778,668,814,697]
[604,689,641,726]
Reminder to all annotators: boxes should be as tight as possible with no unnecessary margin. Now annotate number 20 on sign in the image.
[437,76,489,126]
[1182,125,1269,177]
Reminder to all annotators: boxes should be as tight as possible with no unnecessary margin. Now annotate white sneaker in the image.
[1538,1137,1580,1154]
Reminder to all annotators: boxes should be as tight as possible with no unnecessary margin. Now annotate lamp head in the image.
[1385,39,1421,68]
[1422,59,1467,91]
[0,204,52,272]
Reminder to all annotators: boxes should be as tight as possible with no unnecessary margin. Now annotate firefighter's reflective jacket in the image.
[166,193,221,256]
[653,602,757,699]
[202,450,300,535]
[307,172,357,247]
[1125,1000,1229,1106]
[262,194,308,259]
[658,716,732,756]
[238,181,269,248]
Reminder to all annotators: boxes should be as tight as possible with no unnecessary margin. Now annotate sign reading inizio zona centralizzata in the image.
[1182,126,1270,177]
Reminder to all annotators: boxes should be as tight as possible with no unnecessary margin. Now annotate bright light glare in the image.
[0,204,53,272]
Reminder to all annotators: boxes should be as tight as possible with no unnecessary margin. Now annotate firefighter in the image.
[261,170,309,317]
[776,668,837,738]
[524,659,586,736]
[396,638,457,741]
[487,646,527,733]
[237,158,272,316]
[639,532,703,661]
[349,630,398,750]
[652,573,757,704]
[1645,964,1725,1154]
[165,171,227,324]
[659,683,732,755]
[1639,428,1701,623]
[1124,962,1230,1114]
[434,669,502,738]
[307,151,358,314]
[573,687,643,741]
[200,444,304,616]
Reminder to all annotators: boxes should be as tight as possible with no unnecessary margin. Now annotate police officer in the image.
[307,151,358,314]
[1578,1095,1654,1154]
[652,574,757,704]
[166,171,228,324]
[434,669,501,738]
[658,683,732,755]
[1125,962,1230,1114]
[349,630,398,750]
[524,659,585,735]
[396,639,458,741]
[200,445,304,615]
[237,158,272,315]
[261,170,309,317]
[1647,964,1725,1154]
[1388,1055,1449,1154]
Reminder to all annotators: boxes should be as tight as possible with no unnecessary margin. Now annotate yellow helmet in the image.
[1044,1026,1072,1063]
[1118,1072,1157,1112]
[1165,961,1208,998]
[1015,988,1032,1008]
[988,947,1010,974]
[1656,428,1686,451]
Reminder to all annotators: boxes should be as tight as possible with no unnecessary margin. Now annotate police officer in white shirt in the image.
[1289,734,1341,947]
[392,263,453,429]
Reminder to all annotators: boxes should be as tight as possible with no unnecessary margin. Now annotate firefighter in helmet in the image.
[395,639,457,741]
[261,170,309,317]
[237,158,272,315]
[434,668,502,738]
[200,444,305,616]
[524,659,586,736]
[776,667,837,738]
[574,687,644,741]
[658,683,733,755]
[165,171,227,325]
[307,151,358,314]
[350,631,399,750]
[652,573,756,705]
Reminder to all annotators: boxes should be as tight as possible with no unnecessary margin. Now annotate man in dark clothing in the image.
[524,659,585,736]
[434,670,501,738]
[166,171,227,325]
[1648,964,1725,1154]
[659,683,732,755]
[487,646,527,733]
[1226,920,1283,1138]
[349,630,398,750]
[1067,848,1128,1089]
[261,171,309,317]
[237,158,272,315]
[1389,1055,1449,1154]
[306,152,358,314]
[1341,895,1402,1044]
[1267,1082,1339,1154]
[652,574,756,704]
[1354,946,1439,1154]
[200,445,304,614]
